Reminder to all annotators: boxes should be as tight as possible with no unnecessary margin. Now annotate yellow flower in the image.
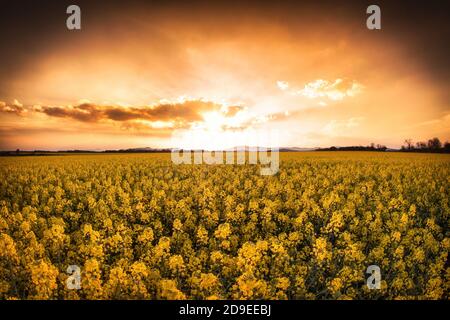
[168,255,185,274]
[313,237,331,264]
[276,277,290,291]
[173,218,183,232]
[214,223,231,240]
[157,280,186,300]
[329,278,343,294]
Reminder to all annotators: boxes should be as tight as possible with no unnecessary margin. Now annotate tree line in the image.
[317,143,387,152]
[401,137,450,153]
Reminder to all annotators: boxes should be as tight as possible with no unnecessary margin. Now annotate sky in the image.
[0,0,449,150]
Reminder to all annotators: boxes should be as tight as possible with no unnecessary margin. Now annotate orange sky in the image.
[0,1,449,150]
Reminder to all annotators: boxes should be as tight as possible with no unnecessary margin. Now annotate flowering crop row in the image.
[0,152,448,299]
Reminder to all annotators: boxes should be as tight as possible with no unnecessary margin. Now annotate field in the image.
[0,152,449,300]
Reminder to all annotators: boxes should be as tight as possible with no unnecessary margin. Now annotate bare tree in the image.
[404,139,413,150]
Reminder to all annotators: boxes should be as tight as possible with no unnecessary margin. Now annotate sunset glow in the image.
[0,1,448,150]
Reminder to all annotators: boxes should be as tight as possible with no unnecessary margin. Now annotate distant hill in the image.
[279,147,315,152]
[104,147,172,153]
[316,145,388,152]
[2,145,420,156]
[0,147,172,156]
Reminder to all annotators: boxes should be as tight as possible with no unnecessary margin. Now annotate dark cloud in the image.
[3,100,242,125]
[40,104,102,122]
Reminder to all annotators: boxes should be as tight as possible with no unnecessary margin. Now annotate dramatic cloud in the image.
[1,99,244,127]
[278,79,363,101]
[301,79,363,100]
[0,1,448,150]
[0,100,26,115]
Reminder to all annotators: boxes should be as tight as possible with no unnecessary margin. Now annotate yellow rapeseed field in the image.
[0,152,449,299]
